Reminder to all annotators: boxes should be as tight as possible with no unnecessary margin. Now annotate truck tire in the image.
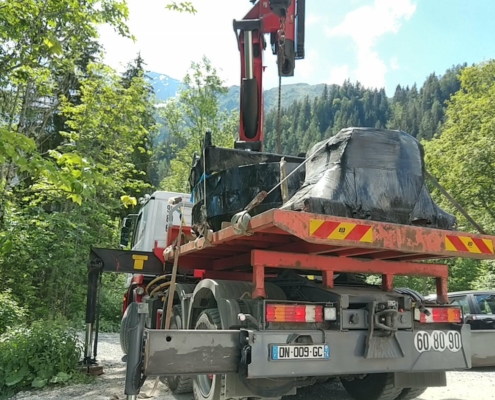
[163,305,193,394]
[341,373,403,400]
[395,387,427,400]
[192,308,248,400]
[120,306,131,355]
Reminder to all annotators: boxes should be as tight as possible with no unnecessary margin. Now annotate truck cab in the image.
[121,190,193,252]
[119,190,192,309]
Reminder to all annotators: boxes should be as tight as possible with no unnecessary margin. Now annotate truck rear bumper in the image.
[144,325,472,378]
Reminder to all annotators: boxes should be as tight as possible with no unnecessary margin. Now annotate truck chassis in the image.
[84,206,495,400]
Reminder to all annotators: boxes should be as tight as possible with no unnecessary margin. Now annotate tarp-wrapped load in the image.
[281,127,457,230]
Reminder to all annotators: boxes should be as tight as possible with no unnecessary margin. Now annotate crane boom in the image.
[233,0,305,151]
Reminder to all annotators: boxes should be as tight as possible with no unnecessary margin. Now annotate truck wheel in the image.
[395,387,427,400]
[120,306,131,355]
[341,373,403,400]
[192,308,248,400]
[163,305,193,394]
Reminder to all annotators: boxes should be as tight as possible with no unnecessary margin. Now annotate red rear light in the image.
[418,307,461,323]
[266,304,323,323]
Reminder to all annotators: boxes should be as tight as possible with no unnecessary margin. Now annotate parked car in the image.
[447,290,495,330]
[426,290,495,367]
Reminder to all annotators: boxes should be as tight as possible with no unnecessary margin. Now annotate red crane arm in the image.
[233,0,305,151]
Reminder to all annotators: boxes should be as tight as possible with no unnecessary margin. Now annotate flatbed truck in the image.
[83,188,495,400]
[81,1,495,399]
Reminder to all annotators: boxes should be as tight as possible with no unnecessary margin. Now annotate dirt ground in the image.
[12,333,495,400]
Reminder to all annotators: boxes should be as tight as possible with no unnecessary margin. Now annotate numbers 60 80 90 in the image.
[414,330,462,353]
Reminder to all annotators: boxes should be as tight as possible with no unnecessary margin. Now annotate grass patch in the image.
[0,319,83,399]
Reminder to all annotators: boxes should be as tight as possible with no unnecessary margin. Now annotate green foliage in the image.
[388,65,465,140]
[0,0,183,345]
[424,60,495,233]
[56,61,154,201]
[218,83,327,114]
[472,261,495,290]
[263,66,464,156]
[0,320,83,398]
[166,1,197,14]
[0,290,26,335]
[0,202,118,319]
[0,0,133,204]
[159,56,238,192]
[0,57,155,324]
[98,274,128,332]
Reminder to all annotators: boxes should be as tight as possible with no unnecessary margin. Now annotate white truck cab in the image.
[121,190,193,286]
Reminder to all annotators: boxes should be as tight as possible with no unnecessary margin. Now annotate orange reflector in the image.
[266,304,323,323]
[419,307,461,323]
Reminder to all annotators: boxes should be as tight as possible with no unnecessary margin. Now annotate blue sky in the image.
[99,0,495,95]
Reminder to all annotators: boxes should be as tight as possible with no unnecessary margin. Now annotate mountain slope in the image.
[147,71,182,102]
[219,83,326,112]
[146,71,325,111]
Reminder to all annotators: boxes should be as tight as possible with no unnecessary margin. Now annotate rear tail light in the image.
[266,304,324,323]
[415,307,462,323]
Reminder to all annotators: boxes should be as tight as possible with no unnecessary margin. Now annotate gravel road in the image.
[13,333,495,400]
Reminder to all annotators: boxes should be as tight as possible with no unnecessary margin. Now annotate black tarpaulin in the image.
[281,127,457,230]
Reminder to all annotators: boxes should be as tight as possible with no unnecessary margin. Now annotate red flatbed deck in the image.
[165,209,495,302]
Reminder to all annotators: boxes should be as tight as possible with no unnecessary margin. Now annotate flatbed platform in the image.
[164,209,495,301]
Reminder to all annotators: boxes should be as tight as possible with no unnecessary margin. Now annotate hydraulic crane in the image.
[234,0,305,152]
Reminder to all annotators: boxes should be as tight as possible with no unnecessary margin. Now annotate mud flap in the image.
[364,335,405,359]
[394,371,447,388]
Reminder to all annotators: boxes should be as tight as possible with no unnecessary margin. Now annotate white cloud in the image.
[327,65,350,85]
[296,49,319,80]
[306,14,322,27]
[390,56,400,70]
[97,0,331,91]
[327,0,416,88]
[97,0,255,86]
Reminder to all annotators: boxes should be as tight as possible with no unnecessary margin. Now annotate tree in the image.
[424,60,495,232]
[165,1,197,13]
[121,53,157,187]
[160,56,238,193]
[0,61,157,319]
[0,0,133,208]
[0,1,200,379]
[56,62,155,206]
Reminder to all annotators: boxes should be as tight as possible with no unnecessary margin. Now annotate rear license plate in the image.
[270,344,330,360]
